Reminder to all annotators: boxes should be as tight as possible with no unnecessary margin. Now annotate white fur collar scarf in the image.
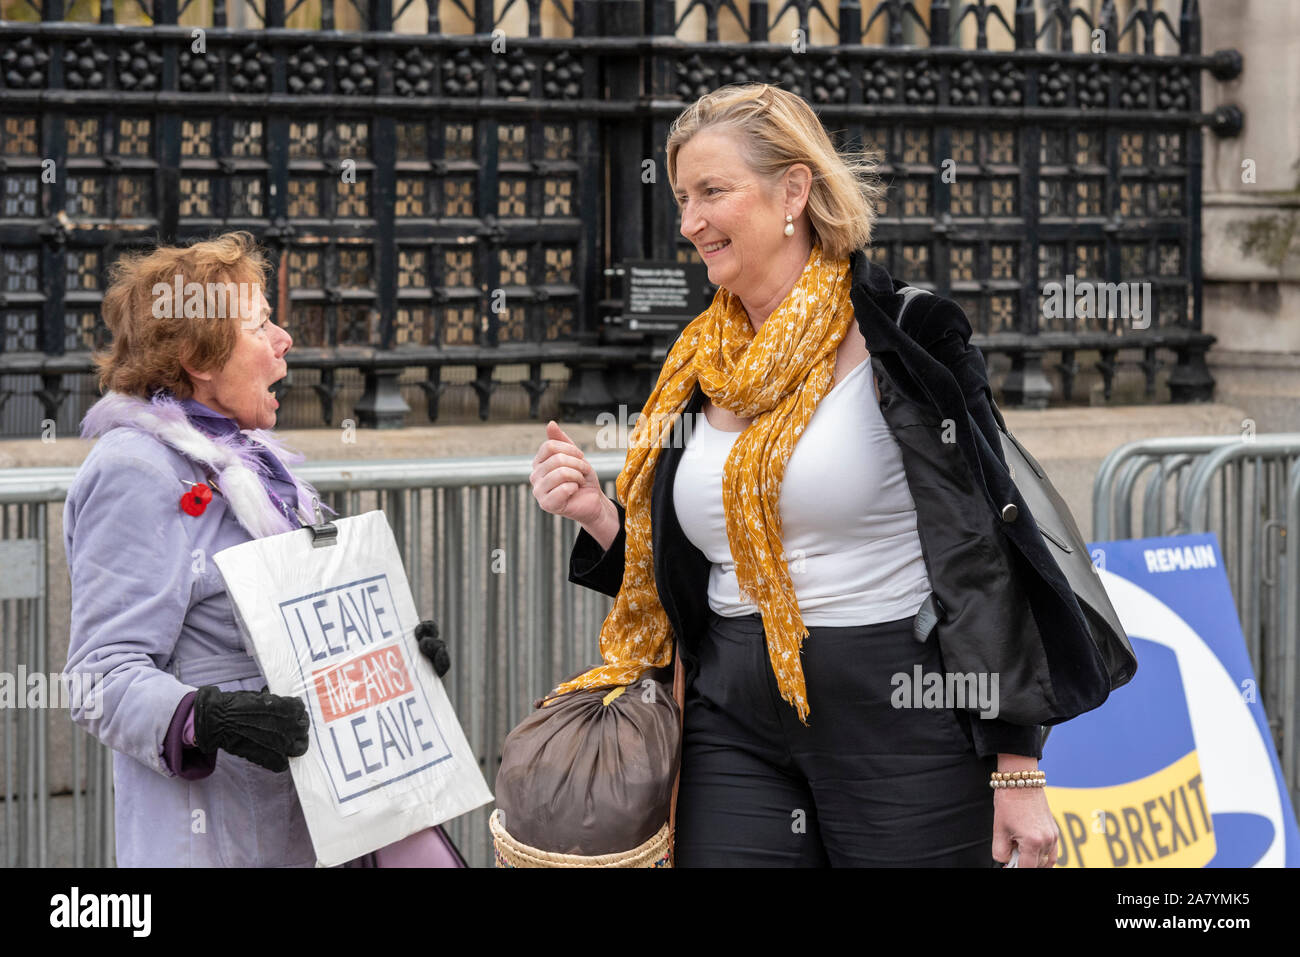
[81,391,320,540]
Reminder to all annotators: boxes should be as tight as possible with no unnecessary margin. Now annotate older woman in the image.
[531,84,1112,867]
[64,231,459,867]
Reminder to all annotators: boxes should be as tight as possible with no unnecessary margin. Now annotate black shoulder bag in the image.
[897,286,1138,713]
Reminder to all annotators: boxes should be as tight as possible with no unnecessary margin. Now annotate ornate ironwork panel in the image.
[0,0,1243,431]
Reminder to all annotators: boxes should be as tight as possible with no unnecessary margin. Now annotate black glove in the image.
[193,685,310,773]
[415,619,450,678]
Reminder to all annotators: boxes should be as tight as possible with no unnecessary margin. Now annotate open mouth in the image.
[702,239,731,257]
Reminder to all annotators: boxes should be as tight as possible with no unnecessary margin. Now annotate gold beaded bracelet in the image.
[989,770,1046,789]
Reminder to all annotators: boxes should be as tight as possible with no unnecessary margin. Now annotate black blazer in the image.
[567,253,1108,759]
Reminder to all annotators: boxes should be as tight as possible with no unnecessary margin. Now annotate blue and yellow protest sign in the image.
[1040,532,1299,867]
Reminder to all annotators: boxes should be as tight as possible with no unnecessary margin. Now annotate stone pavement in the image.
[0,401,1256,538]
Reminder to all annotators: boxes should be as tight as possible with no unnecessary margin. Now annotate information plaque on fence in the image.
[620,260,711,332]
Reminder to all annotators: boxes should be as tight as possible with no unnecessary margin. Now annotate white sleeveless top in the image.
[672,358,933,625]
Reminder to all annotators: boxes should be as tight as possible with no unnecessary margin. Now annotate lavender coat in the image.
[64,395,322,867]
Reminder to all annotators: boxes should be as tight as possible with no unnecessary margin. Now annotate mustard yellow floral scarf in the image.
[548,241,856,723]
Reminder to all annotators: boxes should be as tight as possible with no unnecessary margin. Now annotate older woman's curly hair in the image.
[94,231,270,399]
[665,83,885,261]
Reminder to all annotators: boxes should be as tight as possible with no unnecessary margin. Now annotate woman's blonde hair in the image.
[665,83,884,261]
[94,231,270,399]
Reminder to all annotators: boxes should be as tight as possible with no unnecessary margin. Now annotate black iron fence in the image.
[0,0,1243,434]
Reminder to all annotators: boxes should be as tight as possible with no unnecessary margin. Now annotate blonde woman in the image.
[531,84,1110,867]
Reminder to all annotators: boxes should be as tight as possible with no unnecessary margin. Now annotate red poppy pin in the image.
[180,481,214,517]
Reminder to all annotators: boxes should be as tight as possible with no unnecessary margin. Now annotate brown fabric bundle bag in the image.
[492,656,685,865]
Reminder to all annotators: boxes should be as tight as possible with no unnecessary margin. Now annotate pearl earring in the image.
[783,213,794,237]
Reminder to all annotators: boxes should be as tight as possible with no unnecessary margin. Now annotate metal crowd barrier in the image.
[0,453,626,869]
[1288,462,1300,812]
[1093,435,1300,804]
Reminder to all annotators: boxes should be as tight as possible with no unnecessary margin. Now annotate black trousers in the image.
[675,611,998,867]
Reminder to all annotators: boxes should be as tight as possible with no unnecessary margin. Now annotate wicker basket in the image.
[489,809,672,868]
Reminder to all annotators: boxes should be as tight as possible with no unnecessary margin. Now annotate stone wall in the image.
[1201,0,1300,433]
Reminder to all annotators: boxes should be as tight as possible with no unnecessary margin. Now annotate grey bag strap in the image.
[895,285,946,644]
[897,285,1012,434]
[896,284,929,323]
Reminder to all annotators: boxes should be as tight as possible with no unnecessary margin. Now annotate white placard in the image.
[215,510,492,867]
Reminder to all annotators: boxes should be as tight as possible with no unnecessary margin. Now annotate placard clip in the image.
[307,496,338,548]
